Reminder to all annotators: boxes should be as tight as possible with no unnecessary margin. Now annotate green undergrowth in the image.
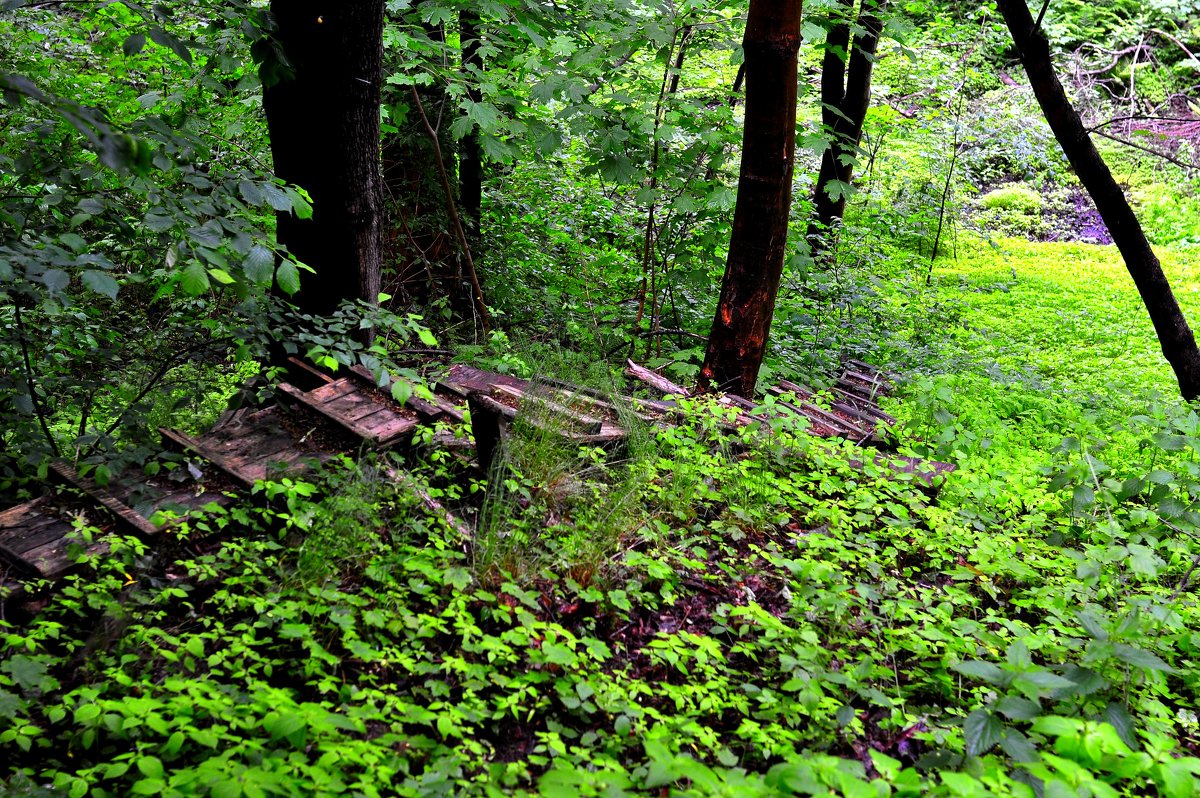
[5,239,1200,795]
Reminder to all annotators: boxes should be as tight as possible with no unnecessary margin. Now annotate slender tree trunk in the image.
[998,0,1200,401]
[698,0,803,397]
[262,0,385,317]
[811,0,886,243]
[459,10,483,242]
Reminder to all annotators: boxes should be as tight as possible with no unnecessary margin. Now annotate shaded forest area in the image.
[5,0,1200,795]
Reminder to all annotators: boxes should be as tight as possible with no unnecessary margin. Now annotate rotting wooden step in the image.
[346,364,464,422]
[492,384,605,435]
[277,381,419,449]
[49,461,159,538]
[0,502,107,581]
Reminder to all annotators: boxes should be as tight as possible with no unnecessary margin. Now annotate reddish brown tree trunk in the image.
[998,0,1200,402]
[811,0,886,243]
[262,0,384,317]
[698,0,804,397]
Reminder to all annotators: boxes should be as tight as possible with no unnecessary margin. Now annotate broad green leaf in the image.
[276,260,300,295]
[82,270,118,299]
[148,26,192,65]
[180,261,209,295]
[144,213,175,232]
[1104,702,1138,750]
[963,709,1003,756]
[136,756,164,780]
[122,32,146,56]
[995,695,1040,721]
[999,729,1038,762]
[951,660,1005,685]
[41,268,69,293]
[208,267,235,285]
[243,244,274,284]
[1112,643,1173,672]
[58,232,86,251]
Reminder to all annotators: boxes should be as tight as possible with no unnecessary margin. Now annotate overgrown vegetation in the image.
[6,0,1200,795]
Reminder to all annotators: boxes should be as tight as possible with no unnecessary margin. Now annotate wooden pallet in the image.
[278,380,419,449]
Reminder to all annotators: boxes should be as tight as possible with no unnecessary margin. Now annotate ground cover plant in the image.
[6,0,1200,795]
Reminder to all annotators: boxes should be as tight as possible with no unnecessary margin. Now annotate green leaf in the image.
[239,180,265,205]
[951,660,1005,685]
[1076,609,1108,641]
[265,710,305,743]
[1112,643,1174,672]
[390,380,413,406]
[275,261,300,295]
[963,709,1003,756]
[417,327,438,347]
[1104,702,1138,750]
[59,232,86,252]
[148,26,192,65]
[41,268,69,293]
[82,270,118,299]
[122,32,146,56]
[262,183,292,212]
[144,213,175,232]
[999,729,1038,762]
[243,245,274,284]
[137,756,164,780]
[211,779,242,798]
[131,778,165,795]
[180,261,209,295]
[208,267,236,285]
[995,695,1040,721]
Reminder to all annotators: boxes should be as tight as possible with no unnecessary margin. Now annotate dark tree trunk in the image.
[459,10,483,242]
[698,0,803,397]
[998,0,1200,402]
[811,0,886,243]
[262,0,385,318]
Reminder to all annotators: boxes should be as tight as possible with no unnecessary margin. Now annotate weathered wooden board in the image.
[50,461,158,538]
[277,382,417,448]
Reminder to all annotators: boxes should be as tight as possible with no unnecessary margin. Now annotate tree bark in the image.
[811,0,886,243]
[998,0,1200,402]
[262,0,385,318]
[698,0,803,397]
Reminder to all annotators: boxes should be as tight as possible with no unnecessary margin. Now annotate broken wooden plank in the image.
[446,364,529,393]
[0,543,40,581]
[347,364,446,421]
[307,379,359,405]
[323,390,388,424]
[3,517,77,557]
[625,360,690,397]
[277,383,418,449]
[22,534,106,580]
[0,498,49,529]
[49,461,158,538]
[160,427,258,489]
[386,467,473,544]
[285,356,337,390]
[492,384,605,435]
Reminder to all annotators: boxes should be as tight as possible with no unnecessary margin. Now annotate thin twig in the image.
[13,302,61,457]
[1093,130,1197,170]
[410,85,491,335]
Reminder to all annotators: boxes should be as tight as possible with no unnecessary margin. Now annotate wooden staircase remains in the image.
[0,357,953,614]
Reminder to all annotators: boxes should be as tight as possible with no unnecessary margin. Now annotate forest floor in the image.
[4,236,1200,796]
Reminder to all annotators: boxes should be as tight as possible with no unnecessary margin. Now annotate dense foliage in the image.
[5,0,1200,795]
